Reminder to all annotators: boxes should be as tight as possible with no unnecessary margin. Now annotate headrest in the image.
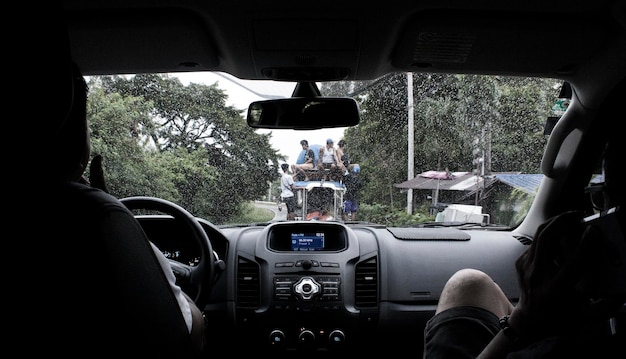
[13,2,75,182]
[25,2,75,139]
[44,2,75,135]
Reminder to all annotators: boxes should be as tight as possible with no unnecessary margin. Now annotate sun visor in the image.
[391,10,613,76]
[66,8,219,75]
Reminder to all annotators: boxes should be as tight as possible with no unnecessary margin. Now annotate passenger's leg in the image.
[300,163,313,181]
[436,268,513,317]
[291,164,301,181]
[423,268,513,358]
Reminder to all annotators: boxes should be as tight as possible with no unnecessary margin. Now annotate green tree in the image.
[343,73,411,210]
[412,74,470,173]
[85,84,174,198]
[87,74,284,223]
[338,73,559,222]
[491,77,557,173]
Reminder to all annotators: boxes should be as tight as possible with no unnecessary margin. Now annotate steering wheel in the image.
[120,196,216,308]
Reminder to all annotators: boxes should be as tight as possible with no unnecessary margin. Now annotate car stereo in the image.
[267,223,348,252]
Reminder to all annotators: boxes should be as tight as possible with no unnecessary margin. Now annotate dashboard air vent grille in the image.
[513,234,532,245]
[355,257,378,308]
[237,257,260,308]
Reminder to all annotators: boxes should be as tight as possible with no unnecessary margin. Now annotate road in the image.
[254,200,286,221]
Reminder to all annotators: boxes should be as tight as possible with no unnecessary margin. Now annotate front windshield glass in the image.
[85,72,562,228]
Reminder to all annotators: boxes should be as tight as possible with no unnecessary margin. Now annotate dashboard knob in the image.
[298,329,315,346]
[328,329,346,346]
[269,329,286,348]
[302,259,312,269]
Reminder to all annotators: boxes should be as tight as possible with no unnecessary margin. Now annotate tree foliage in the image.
[330,73,560,218]
[85,74,284,223]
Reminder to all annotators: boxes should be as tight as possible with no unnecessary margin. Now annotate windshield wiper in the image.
[413,221,510,230]
[218,222,272,228]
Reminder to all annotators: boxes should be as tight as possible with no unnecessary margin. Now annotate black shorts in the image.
[283,195,297,213]
[423,306,500,359]
[424,306,611,358]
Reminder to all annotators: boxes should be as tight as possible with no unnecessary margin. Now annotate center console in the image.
[234,222,379,352]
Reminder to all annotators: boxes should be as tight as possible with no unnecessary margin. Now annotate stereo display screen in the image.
[268,224,347,252]
[291,232,325,251]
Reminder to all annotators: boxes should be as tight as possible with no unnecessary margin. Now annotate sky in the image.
[174,72,347,165]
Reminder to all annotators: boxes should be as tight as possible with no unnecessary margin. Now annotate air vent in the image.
[355,257,378,308]
[514,234,533,245]
[237,257,260,308]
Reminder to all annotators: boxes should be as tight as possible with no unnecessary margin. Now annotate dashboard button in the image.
[269,329,286,348]
[328,329,345,346]
[293,277,320,300]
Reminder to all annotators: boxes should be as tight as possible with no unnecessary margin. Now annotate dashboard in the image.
[136,216,528,355]
[213,221,525,355]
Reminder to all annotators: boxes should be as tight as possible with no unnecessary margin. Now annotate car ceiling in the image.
[62,0,625,84]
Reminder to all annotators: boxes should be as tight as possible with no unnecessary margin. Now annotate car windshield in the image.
[84,71,564,229]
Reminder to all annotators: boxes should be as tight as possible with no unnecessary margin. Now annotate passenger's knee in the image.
[437,268,511,316]
[449,268,492,286]
[443,269,493,296]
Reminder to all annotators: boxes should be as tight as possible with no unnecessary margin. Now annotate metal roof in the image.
[493,174,544,194]
[395,171,544,194]
[395,171,487,191]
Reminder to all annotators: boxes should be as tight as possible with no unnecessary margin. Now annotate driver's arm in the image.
[150,241,206,354]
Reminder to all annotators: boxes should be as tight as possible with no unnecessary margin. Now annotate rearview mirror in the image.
[247,97,360,129]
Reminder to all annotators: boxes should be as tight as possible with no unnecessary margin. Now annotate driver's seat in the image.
[43,182,195,357]
[24,5,198,357]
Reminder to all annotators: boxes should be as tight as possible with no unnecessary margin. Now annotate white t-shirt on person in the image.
[280,172,295,198]
[321,146,336,164]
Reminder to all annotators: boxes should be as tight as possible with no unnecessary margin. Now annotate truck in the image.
[293,179,346,221]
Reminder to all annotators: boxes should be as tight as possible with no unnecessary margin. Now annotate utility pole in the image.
[407,72,414,214]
